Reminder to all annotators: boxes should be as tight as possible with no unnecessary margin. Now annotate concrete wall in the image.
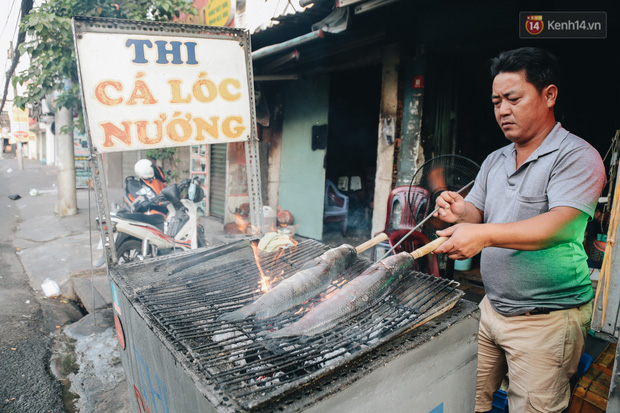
[278,76,330,240]
[262,89,284,210]
[396,58,425,187]
[305,305,479,413]
[371,45,400,237]
[111,280,216,413]
[224,142,250,226]
[105,153,123,190]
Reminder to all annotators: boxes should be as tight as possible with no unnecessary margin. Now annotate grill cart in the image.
[73,16,479,413]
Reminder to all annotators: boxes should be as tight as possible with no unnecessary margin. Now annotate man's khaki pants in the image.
[475,296,592,413]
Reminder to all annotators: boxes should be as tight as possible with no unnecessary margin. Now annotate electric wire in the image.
[0,0,21,93]
[1,0,34,113]
[11,12,20,49]
[287,0,299,13]
[271,0,282,20]
[0,0,19,41]
[8,4,22,57]
[594,134,620,328]
[602,136,614,163]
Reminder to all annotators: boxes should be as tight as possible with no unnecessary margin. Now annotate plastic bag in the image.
[41,278,61,298]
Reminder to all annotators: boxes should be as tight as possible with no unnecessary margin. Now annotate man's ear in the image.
[544,84,558,108]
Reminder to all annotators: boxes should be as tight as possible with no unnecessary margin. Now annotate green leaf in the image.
[14,0,199,110]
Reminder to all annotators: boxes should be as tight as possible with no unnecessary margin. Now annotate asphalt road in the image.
[0,159,81,412]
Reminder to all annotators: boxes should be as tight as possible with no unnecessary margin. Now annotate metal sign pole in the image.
[73,16,260,264]
[245,138,264,235]
[90,152,118,265]
[72,19,117,265]
[244,32,264,235]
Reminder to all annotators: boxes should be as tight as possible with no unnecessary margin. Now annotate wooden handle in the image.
[356,233,389,254]
[410,237,449,259]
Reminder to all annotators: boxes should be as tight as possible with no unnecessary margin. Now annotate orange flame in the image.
[293,306,307,315]
[250,241,272,292]
[234,213,249,234]
[321,278,349,301]
[251,237,300,292]
[270,238,299,266]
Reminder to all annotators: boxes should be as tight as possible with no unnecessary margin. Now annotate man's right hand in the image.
[433,190,467,223]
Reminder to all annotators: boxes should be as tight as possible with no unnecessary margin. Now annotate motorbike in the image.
[122,166,168,216]
[97,177,208,265]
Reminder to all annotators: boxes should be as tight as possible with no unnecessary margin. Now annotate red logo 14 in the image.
[526,15,544,35]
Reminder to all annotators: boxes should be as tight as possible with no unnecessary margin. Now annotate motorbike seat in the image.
[115,211,166,232]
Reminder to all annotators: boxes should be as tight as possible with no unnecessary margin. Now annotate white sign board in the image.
[74,19,254,153]
[9,104,29,143]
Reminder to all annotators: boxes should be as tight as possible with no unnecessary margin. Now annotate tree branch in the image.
[0,0,34,113]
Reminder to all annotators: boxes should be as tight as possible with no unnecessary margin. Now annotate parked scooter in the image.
[123,158,168,216]
[97,177,208,265]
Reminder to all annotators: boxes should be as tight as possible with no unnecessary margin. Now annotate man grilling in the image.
[432,47,606,412]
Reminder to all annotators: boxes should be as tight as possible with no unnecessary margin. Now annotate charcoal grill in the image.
[71,16,478,413]
[109,238,479,412]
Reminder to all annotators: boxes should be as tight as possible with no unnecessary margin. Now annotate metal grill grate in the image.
[131,239,461,410]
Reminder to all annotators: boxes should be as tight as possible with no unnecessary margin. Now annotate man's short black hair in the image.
[490,47,560,93]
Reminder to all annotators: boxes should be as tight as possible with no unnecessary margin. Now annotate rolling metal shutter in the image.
[209,144,227,222]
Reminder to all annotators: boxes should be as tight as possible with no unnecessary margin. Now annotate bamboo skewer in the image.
[378,180,475,261]
[355,180,474,258]
[355,233,389,254]
[410,236,449,259]
[354,232,448,256]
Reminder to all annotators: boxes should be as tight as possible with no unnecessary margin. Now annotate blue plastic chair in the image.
[324,179,349,235]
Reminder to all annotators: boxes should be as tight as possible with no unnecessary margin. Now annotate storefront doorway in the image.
[324,65,382,239]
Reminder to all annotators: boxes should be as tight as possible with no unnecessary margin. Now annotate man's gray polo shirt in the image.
[465,123,606,316]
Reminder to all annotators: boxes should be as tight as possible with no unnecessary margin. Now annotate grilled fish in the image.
[269,252,415,338]
[220,244,357,321]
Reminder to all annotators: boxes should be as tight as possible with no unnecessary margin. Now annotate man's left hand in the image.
[434,224,489,260]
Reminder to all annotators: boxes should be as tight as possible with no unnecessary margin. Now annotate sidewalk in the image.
[0,155,229,412]
[2,154,378,411]
[2,155,229,308]
[4,159,110,306]
[1,156,133,411]
[1,155,355,306]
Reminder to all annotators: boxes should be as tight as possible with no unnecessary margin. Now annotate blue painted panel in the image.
[429,402,444,413]
[279,76,330,240]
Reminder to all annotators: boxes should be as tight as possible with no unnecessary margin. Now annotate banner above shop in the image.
[10,105,29,143]
[73,16,255,153]
[174,0,236,27]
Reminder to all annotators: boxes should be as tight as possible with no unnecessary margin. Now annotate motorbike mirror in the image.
[188,182,205,202]
[161,184,182,208]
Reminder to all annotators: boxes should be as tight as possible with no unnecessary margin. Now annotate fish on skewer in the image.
[269,237,448,338]
[220,244,358,321]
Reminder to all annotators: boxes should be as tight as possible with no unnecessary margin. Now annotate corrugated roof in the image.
[251,1,335,50]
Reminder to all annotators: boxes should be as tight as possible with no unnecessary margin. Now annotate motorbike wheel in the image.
[197,224,208,248]
[116,238,149,264]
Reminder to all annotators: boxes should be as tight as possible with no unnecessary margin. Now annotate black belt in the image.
[525,307,578,316]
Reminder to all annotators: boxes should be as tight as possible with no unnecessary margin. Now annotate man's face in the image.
[491,70,555,144]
